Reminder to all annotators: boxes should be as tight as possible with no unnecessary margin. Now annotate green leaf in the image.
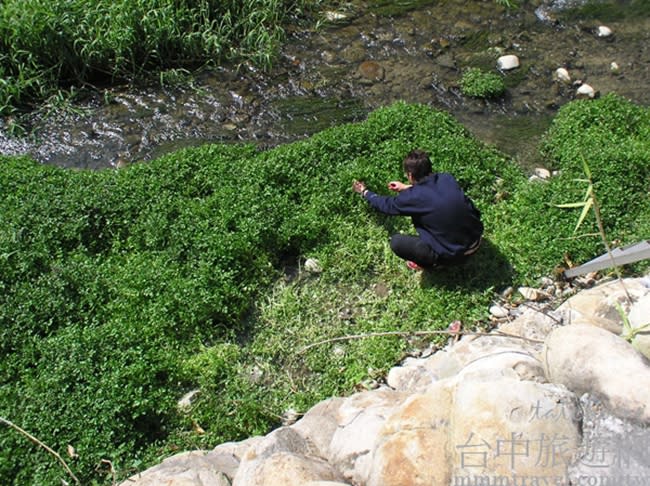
[555,201,587,208]
[573,197,593,233]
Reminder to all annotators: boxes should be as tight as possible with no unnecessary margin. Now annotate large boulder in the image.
[557,278,649,334]
[232,427,342,486]
[368,375,581,486]
[327,389,406,485]
[234,452,342,486]
[367,380,455,486]
[543,324,650,423]
[291,397,346,458]
[118,450,233,486]
[450,378,580,482]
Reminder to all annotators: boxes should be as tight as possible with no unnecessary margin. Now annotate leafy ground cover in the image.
[460,67,506,99]
[0,95,648,484]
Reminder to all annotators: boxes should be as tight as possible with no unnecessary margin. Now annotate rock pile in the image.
[120,277,650,486]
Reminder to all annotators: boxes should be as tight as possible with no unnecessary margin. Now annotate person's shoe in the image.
[406,260,423,271]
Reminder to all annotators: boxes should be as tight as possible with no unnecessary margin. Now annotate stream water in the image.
[0,0,648,171]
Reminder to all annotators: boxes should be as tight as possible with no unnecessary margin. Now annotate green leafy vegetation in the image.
[560,0,650,22]
[460,67,506,99]
[1,95,649,484]
[0,0,321,115]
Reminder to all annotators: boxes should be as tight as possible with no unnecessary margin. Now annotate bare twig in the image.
[298,329,544,353]
[0,416,80,484]
[98,459,117,486]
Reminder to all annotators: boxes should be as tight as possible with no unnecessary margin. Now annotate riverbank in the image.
[1,94,649,484]
[118,276,650,486]
[1,0,649,170]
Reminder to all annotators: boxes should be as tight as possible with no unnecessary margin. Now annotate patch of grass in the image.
[0,0,322,115]
[460,67,506,99]
[1,96,649,484]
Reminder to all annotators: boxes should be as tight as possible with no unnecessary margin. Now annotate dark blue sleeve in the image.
[364,187,429,216]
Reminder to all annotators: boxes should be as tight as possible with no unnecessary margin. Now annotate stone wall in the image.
[120,277,650,486]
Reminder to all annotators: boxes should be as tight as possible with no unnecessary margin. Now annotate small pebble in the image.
[576,83,595,99]
[490,305,509,318]
[304,258,322,273]
[497,54,520,71]
[597,25,613,38]
[555,67,571,84]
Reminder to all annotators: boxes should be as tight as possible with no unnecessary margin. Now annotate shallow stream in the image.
[1,0,648,171]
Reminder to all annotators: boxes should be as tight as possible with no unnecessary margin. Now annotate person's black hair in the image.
[402,149,432,182]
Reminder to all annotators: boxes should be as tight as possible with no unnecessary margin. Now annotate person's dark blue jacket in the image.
[363,173,483,259]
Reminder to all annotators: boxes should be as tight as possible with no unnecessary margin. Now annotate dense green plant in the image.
[1,97,649,484]
[460,67,506,99]
[0,0,321,115]
[560,0,650,21]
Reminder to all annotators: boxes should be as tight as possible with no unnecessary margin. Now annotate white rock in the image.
[557,278,650,334]
[554,67,571,84]
[610,61,620,74]
[177,389,200,411]
[304,482,352,486]
[234,452,342,486]
[597,25,613,38]
[501,286,513,299]
[291,397,345,458]
[576,83,595,99]
[489,304,509,318]
[533,167,551,180]
[497,54,520,71]
[540,276,554,287]
[324,11,348,22]
[329,389,405,484]
[543,324,650,424]
[518,286,546,301]
[304,258,322,274]
[118,451,236,486]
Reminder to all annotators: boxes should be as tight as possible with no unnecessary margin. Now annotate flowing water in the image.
[1,0,648,171]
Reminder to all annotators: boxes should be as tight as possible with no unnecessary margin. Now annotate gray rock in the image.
[291,397,345,458]
[304,258,323,274]
[232,428,332,486]
[328,389,405,484]
[234,452,342,486]
[543,324,650,423]
[118,450,234,486]
[568,394,650,483]
[489,304,509,318]
[557,278,650,334]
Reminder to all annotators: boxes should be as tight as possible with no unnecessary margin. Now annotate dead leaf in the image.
[67,444,78,459]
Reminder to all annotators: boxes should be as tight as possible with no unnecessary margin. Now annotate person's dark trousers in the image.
[389,234,438,268]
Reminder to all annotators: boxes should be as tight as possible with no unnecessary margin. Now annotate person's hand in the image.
[388,181,411,192]
[352,180,367,195]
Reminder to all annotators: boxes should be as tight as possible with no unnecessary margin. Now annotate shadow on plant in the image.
[419,238,514,292]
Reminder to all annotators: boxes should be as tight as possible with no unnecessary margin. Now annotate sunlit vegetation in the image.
[0,0,321,116]
[1,95,648,483]
[460,67,506,99]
